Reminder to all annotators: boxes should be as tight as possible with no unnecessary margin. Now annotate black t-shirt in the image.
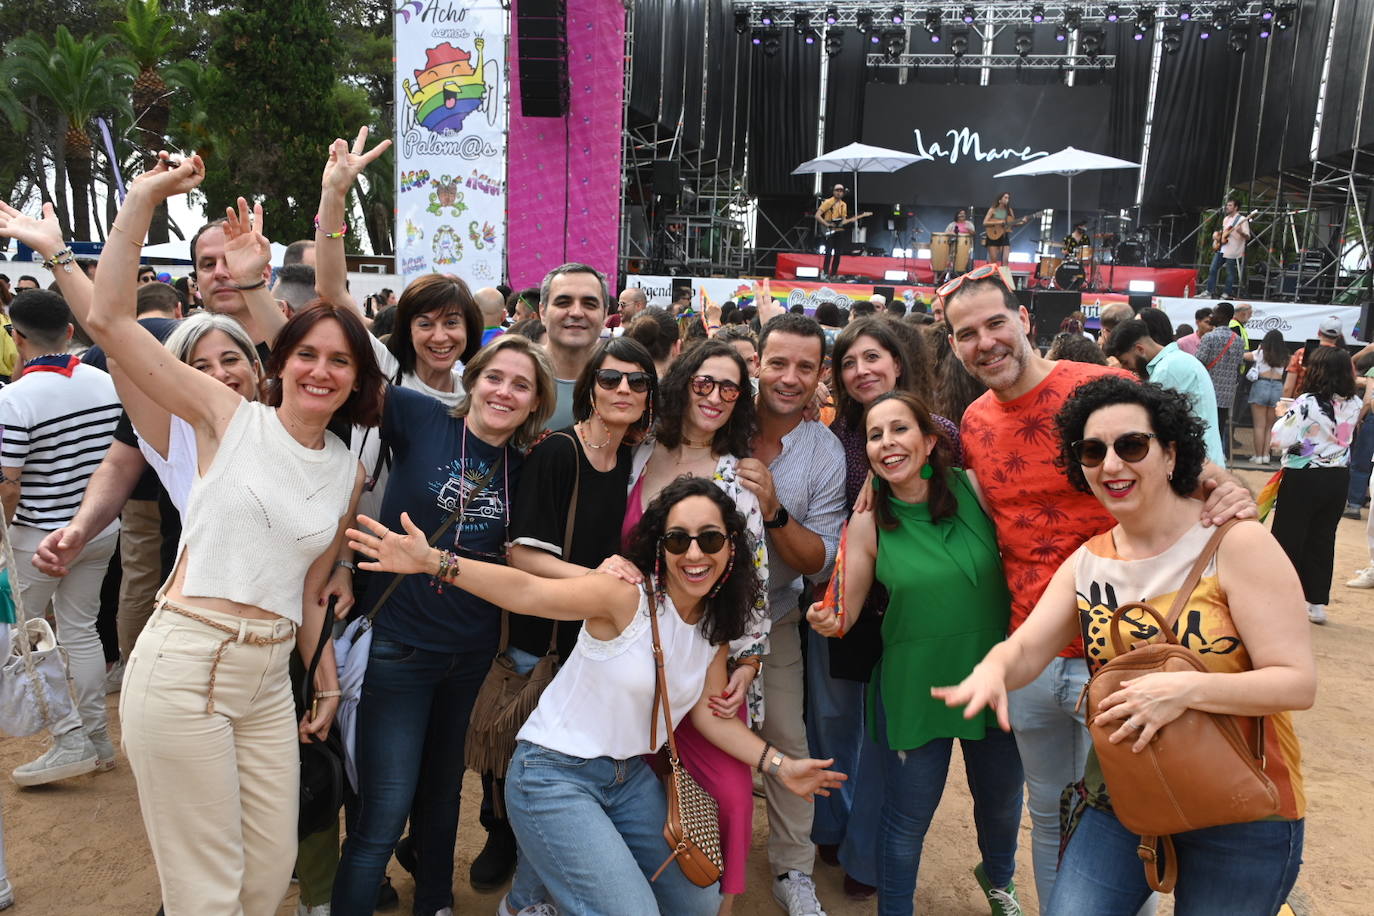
[507,428,632,660]
[111,411,181,578]
[82,316,181,372]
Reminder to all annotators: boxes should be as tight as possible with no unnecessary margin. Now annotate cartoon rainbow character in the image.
[402,38,487,134]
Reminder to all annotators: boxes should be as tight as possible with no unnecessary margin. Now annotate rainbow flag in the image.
[822,521,848,635]
[1257,468,1283,521]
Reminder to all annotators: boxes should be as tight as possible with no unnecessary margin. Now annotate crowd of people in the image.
[0,136,1353,916]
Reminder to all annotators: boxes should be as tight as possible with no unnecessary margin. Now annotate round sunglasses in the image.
[661,529,729,555]
[1070,432,1158,468]
[689,374,742,402]
[594,368,652,393]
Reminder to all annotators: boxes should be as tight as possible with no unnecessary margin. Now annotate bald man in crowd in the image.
[475,286,507,346]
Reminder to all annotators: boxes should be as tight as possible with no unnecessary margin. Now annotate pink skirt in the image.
[674,709,755,895]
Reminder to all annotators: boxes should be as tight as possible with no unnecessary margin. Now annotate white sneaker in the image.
[498,898,558,916]
[12,730,98,786]
[0,876,13,910]
[1346,567,1374,589]
[296,904,330,916]
[1307,604,1328,625]
[88,726,117,771]
[773,870,827,916]
[104,659,126,694]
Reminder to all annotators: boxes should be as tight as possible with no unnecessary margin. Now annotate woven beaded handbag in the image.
[646,597,723,888]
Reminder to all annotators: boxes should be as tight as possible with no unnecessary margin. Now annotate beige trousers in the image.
[755,607,816,875]
[116,498,163,661]
[120,601,299,916]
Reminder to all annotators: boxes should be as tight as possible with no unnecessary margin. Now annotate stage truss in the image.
[733,2,1292,29]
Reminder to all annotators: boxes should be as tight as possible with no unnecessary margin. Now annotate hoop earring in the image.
[707,546,736,599]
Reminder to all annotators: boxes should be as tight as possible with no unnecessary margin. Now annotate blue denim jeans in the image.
[1205,252,1242,297]
[806,627,883,884]
[1347,415,1374,506]
[1047,806,1303,916]
[331,638,491,916]
[1007,656,1090,907]
[504,741,720,916]
[875,691,1024,916]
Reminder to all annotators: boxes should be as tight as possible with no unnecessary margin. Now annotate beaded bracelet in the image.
[432,549,461,593]
[757,742,774,775]
[46,246,78,274]
[314,214,348,239]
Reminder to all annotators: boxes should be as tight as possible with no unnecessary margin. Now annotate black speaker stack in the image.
[516,0,569,117]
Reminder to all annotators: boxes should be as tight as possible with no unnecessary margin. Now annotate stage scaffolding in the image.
[619,2,753,280]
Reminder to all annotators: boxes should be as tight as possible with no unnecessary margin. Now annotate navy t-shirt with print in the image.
[371,385,521,653]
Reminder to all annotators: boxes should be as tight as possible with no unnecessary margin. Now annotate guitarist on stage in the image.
[815,183,869,279]
[1204,196,1252,298]
[982,192,1029,265]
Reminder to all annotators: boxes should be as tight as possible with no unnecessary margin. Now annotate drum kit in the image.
[1031,214,1163,291]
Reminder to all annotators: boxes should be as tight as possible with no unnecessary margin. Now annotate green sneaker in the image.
[973,863,1023,916]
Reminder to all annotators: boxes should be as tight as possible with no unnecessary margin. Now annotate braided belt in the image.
[158,601,295,714]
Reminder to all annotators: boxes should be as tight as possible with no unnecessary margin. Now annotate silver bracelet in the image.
[335,560,356,572]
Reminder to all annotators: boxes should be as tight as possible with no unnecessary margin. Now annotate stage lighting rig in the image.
[1275,3,1294,29]
[1161,21,1183,51]
[961,5,976,23]
[1030,3,1045,23]
[1136,6,1154,27]
[1228,19,1249,52]
[858,9,875,32]
[883,27,907,55]
[1014,25,1033,57]
[1260,2,1275,20]
[924,7,942,31]
[760,8,776,26]
[1257,19,1272,37]
[1212,5,1234,28]
[950,25,969,57]
[889,6,905,25]
[1105,4,1120,22]
[1080,26,1104,59]
[825,28,845,55]
[760,27,782,55]
[1063,8,1081,30]
[794,11,820,44]
[1177,3,1193,21]
[734,10,749,34]
[930,26,943,42]
[1198,20,1211,39]
[825,5,839,25]
[1055,23,1068,41]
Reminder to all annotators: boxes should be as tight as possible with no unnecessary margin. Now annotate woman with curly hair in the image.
[347,476,845,916]
[936,376,1314,915]
[1270,344,1361,624]
[624,338,768,913]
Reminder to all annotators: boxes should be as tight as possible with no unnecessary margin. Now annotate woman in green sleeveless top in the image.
[809,391,1024,916]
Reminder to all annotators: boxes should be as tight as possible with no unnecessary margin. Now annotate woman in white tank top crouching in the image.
[349,475,847,916]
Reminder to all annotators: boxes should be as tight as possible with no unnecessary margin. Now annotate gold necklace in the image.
[681,436,713,449]
[577,419,611,449]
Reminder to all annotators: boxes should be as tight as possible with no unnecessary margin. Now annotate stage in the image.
[774,252,1199,298]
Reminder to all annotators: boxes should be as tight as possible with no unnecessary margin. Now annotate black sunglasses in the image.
[661,529,729,555]
[690,375,742,402]
[1070,432,1158,468]
[594,368,652,393]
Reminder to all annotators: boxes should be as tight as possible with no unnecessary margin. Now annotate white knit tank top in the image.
[173,400,358,624]
[518,586,718,760]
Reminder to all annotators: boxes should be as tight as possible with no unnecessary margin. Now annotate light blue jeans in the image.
[504,741,721,916]
[1007,656,1091,907]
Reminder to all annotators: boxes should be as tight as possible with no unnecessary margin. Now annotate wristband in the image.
[314,215,348,239]
[335,560,356,572]
[232,278,267,291]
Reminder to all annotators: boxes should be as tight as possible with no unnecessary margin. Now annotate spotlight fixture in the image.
[825,28,845,55]
[1275,3,1294,29]
[1212,5,1233,28]
[870,29,882,44]
[858,9,875,31]
[1063,8,1081,30]
[1162,21,1183,51]
[924,8,942,31]
[1136,6,1155,28]
[1228,19,1249,52]
[889,6,905,25]
[825,5,839,25]
[961,5,976,24]
[950,25,969,58]
[759,27,782,55]
[1258,20,1272,37]
[1015,25,1033,57]
[1080,26,1104,59]
[1055,24,1068,41]
[1030,3,1045,23]
[1177,2,1192,21]
[1133,25,1145,39]
[795,11,820,44]
[1260,2,1275,20]
[930,26,942,42]
[1161,21,1183,52]
[1199,22,1211,39]
[1105,4,1120,22]
[760,8,776,26]
[734,10,749,34]
[883,26,907,55]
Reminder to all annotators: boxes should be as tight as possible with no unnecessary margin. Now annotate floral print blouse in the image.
[1271,393,1361,469]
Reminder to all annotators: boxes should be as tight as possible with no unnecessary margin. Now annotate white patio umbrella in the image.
[994,146,1140,237]
[792,141,920,204]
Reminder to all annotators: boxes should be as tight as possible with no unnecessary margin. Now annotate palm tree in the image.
[4,27,134,240]
[116,0,176,242]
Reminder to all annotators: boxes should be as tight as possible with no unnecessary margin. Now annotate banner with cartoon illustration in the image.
[394,0,506,286]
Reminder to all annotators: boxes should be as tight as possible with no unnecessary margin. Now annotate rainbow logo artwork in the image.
[402,39,489,134]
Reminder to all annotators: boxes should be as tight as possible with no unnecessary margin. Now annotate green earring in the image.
[919,463,934,480]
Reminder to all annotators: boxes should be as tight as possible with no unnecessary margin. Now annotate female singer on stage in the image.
[983,193,1015,265]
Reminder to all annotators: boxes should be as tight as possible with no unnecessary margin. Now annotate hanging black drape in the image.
[746,36,822,195]
[1316,0,1373,159]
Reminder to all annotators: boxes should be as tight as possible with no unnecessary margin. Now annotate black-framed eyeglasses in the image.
[594,368,652,393]
[690,374,742,402]
[661,529,729,555]
[1070,432,1158,467]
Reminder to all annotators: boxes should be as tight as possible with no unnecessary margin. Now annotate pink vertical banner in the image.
[506,0,624,290]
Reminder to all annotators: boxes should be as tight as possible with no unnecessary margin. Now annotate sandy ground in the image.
[1,471,1368,915]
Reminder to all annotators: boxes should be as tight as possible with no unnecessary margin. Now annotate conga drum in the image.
[1038,256,1063,280]
[930,233,954,271]
[952,234,973,271]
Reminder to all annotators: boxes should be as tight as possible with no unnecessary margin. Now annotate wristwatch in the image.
[763,506,789,529]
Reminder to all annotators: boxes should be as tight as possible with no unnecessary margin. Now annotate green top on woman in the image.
[869,468,1011,750]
